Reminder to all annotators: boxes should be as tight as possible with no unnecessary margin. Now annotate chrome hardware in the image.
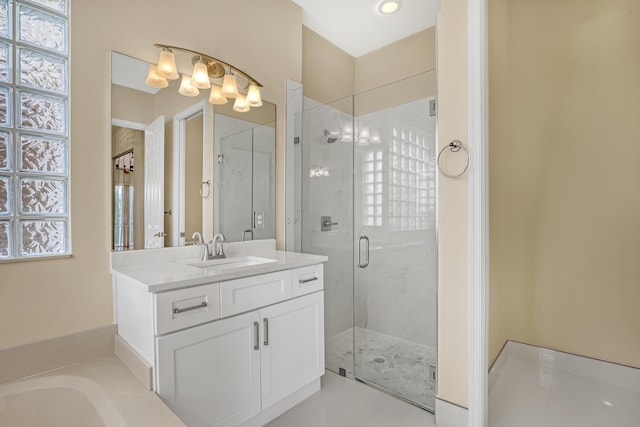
[357,235,370,268]
[192,232,204,245]
[263,318,269,346]
[253,321,259,350]
[242,229,254,241]
[321,215,338,231]
[213,234,226,257]
[200,180,211,198]
[164,209,172,215]
[437,140,469,178]
[153,231,166,238]
[173,301,207,314]
[299,276,318,284]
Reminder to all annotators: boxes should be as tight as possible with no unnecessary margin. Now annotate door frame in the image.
[467,0,489,426]
[172,101,213,246]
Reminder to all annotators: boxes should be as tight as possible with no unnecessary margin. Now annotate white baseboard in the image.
[114,334,153,390]
[435,398,469,427]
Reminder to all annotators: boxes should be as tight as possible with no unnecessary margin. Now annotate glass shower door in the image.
[353,94,438,411]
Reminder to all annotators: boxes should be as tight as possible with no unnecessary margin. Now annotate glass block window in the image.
[0,0,69,260]
[363,150,383,227]
[388,122,435,231]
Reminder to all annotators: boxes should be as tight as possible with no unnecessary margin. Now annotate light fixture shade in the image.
[232,94,250,112]
[341,122,354,142]
[145,64,168,88]
[156,48,179,80]
[357,139,370,147]
[191,60,211,89]
[359,125,371,141]
[178,74,200,97]
[370,128,381,143]
[246,83,263,107]
[221,73,239,98]
[208,85,228,105]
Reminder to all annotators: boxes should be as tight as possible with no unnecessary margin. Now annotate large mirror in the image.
[110,52,276,250]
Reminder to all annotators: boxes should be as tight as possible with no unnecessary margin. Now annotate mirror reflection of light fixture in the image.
[145,64,168,88]
[208,85,228,105]
[178,74,200,97]
[370,128,381,143]
[147,44,263,112]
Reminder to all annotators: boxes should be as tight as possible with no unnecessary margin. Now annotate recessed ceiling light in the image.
[377,0,402,15]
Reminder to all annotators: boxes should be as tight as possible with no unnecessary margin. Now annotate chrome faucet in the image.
[213,233,226,258]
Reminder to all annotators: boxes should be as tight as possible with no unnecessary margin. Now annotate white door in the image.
[260,292,325,409]
[144,115,165,248]
[156,311,261,427]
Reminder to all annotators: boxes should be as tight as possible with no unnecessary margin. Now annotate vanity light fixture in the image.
[377,0,402,14]
[147,44,264,112]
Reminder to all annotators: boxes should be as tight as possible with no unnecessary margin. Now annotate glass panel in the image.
[299,95,355,378]
[19,48,66,93]
[0,85,10,126]
[0,220,9,257]
[26,0,66,13]
[20,133,66,173]
[20,219,65,255]
[0,175,9,213]
[19,91,66,134]
[20,177,65,214]
[0,131,8,170]
[18,5,66,54]
[0,0,9,38]
[353,81,437,410]
[0,41,10,83]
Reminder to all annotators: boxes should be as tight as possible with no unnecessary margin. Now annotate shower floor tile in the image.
[326,327,436,410]
[489,341,640,427]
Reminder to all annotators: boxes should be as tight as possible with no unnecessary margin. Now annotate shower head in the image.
[323,129,340,144]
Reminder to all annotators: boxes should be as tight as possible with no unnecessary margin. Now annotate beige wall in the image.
[111,84,154,124]
[302,27,355,104]
[489,0,640,368]
[185,114,204,240]
[0,0,302,350]
[436,0,469,409]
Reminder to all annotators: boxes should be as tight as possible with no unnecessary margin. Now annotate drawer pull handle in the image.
[299,276,318,284]
[254,321,260,350]
[173,301,207,314]
[263,318,269,346]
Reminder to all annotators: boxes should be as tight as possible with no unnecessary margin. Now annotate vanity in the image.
[111,240,327,427]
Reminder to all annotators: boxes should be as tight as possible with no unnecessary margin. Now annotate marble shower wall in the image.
[301,96,355,344]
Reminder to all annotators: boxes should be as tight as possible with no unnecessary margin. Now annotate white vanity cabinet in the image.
[112,253,326,427]
[156,291,324,427]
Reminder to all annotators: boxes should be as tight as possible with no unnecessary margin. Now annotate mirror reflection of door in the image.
[111,115,165,250]
[184,113,204,244]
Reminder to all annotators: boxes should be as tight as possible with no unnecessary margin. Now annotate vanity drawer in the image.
[155,283,220,335]
[291,264,324,297]
[220,271,292,317]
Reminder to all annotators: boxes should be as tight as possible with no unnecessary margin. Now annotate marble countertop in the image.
[111,240,327,293]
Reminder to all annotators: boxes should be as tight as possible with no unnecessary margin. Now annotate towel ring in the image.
[200,180,211,198]
[437,140,469,178]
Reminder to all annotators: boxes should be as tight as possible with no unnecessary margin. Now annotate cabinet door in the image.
[260,291,325,409]
[156,311,261,427]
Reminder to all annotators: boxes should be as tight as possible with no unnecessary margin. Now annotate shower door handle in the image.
[358,235,369,268]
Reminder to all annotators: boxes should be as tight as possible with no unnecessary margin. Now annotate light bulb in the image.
[341,122,353,142]
[208,85,228,105]
[145,64,168,88]
[178,74,200,97]
[246,83,263,107]
[359,125,371,141]
[377,0,402,14]
[191,59,211,89]
[232,94,250,112]
[221,73,239,98]
[156,48,179,80]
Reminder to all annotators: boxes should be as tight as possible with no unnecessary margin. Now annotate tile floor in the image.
[326,327,436,410]
[489,341,640,427]
[267,370,436,427]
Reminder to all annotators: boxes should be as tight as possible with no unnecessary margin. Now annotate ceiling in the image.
[291,0,440,57]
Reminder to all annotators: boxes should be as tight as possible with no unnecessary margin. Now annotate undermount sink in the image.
[188,256,278,272]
